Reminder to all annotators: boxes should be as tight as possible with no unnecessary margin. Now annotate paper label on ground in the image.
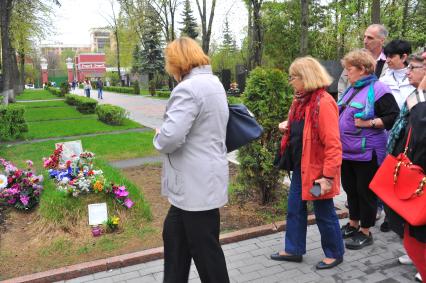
[88,203,108,226]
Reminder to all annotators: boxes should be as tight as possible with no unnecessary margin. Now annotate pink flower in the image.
[26,160,33,167]
[7,198,16,204]
[114,186,129,197]
[20,195,30,206]
[124,198,134,208]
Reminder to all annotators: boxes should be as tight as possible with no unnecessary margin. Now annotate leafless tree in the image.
[195,0,216,54]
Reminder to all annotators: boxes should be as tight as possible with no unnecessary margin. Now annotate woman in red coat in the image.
[271,56,344,269]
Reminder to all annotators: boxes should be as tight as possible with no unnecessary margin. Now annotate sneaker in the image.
[376,206,383,220]
[341,223,359,239]
[415,272,422,282]
[380,221,390,232]
[345,231,373,250]
[398,254,413,265]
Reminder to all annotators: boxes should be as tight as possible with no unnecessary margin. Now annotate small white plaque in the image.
[88,203,108,226]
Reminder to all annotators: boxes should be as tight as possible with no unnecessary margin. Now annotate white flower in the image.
[0,174,8,189]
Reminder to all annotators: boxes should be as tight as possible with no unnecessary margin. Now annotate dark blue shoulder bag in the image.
[226,104,264,152]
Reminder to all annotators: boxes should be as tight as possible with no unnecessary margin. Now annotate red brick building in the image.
[75,53,106,82]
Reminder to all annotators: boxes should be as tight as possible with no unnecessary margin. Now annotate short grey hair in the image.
[408,53,425,64]
[368,24,388,39]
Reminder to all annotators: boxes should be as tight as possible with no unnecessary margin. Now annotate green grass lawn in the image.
[24,118,142,140]
[24,107,95,122]
[1,131,157,164]
[16,89,60,101]
[18,100,68,108]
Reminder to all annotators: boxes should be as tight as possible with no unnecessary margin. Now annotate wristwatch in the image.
[370,119,376,128]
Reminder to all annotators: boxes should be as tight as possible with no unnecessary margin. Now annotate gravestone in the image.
[236,65,247,93]
[320,60,343,100]
[221,69,231,91]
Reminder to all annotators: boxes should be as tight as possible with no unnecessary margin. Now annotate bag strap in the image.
[403,127,412,155]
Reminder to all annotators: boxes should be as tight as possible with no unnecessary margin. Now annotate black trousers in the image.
[163,205,230,283]
[341,155,378,228]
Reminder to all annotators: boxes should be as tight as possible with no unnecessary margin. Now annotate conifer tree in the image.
[179,0,199,39]
[222,17,236,51]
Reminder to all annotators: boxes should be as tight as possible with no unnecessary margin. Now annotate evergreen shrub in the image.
[237,67,292,204]
[60,82,70,96]
[0,104,28,141]
[95,104,128,125]
[76,97,98,114]
[132,81,140,95]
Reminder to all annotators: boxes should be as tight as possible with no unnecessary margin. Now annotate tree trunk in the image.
[371,0,380,24]
[251,0,263,68]
[0,0,15,105]
[401,0,409,37]
[195,0,216,54]
[115,29,123,86]
[247,2,253,71]
[300,0,309,56]
[18,50,25,93]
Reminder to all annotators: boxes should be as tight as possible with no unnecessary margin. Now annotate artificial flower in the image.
[0,174,7,189]
[124,198,134,208]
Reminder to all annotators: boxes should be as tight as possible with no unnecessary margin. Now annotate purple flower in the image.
[124,198,134,208]
[20,195,30,206]
[7,198,16,204]
[114,186,129,197]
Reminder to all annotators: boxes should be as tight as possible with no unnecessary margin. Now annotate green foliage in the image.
[96,104,128,125]
[132,81,140,95]
[60,82,70,96]
[105,71,121,86]
[103,86,136,94]
[46,87,62,97]
[237,67,292,204]
[179,0,199,39]
[0,104,28,141]
[64,94,98,114]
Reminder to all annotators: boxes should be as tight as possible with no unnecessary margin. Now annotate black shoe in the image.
[315,258,343,270]
[345,231,373,250]
[341,223,359,239]
[380,221,390,232]
[270,252,303,262]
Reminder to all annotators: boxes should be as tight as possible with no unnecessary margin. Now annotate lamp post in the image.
[40,57,48,86]
[66,57,74,83]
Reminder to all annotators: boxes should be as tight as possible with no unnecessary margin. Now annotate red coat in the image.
[300,91,342,201]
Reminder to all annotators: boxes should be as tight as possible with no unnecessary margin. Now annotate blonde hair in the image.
[165,37,210,81]
[289,56,333,91]
[342,49,376,74]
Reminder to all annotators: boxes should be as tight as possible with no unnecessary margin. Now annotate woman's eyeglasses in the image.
[407,64,423,71]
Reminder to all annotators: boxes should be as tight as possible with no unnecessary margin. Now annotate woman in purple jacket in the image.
[338,49,399,250]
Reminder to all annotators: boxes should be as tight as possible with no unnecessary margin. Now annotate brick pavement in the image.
[56,218,418,283]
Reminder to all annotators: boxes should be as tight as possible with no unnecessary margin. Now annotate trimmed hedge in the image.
[46,87,63,97]
[95,104,128,125]
[103,86,137,95]
[0,104,28,141]
[64,94,98,114]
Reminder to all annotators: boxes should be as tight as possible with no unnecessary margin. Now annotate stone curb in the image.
[3,209,348,283]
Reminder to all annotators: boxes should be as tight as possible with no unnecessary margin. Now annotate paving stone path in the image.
[58,219,417,283]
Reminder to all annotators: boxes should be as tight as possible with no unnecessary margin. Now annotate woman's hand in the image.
[354,118,370,128]
[314,177,333,195]
[155,128,161,135]
[278,120,288,133]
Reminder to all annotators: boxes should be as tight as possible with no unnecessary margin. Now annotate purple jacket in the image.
[339,81,391,164]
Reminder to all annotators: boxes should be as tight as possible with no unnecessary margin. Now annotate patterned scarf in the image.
[338,74,378,120]
[280,88,324,155]
[387,103,409,153]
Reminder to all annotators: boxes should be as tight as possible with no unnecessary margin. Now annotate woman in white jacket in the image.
[153,37,230,283]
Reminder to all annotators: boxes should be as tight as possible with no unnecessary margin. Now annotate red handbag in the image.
[370,128,426,226]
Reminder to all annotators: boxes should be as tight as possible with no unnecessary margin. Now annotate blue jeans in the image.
[284,169,345,259]
[98,88,103,99]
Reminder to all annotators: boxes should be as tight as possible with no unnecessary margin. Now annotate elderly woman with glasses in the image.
[271,56,345,269]
[338,49,399,250]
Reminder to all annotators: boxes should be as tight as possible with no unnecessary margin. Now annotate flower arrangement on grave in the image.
[0,159,44,210]
[43,148,134,208]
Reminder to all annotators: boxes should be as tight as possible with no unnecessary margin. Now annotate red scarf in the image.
[280,88,324,155]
